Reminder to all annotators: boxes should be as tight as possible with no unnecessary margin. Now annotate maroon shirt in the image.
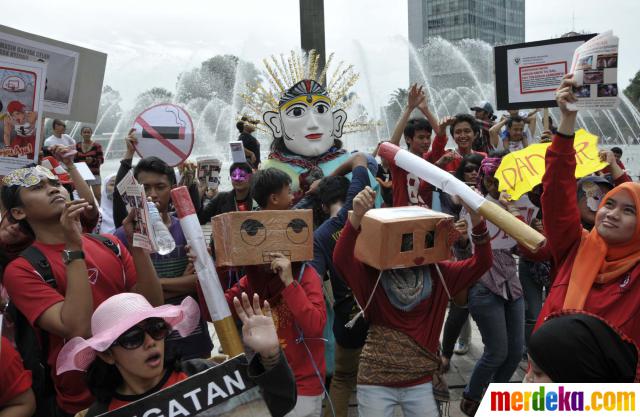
[75,142,104,175]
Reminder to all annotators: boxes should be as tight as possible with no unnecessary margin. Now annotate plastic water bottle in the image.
[147,202,175,255]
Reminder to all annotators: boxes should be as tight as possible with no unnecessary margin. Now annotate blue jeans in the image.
[465,283,524,401]
[519,258,546,352]
[357,382,439,417]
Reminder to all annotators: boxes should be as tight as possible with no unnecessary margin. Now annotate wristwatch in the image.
[62,250,85,265]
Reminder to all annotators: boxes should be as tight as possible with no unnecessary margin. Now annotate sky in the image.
[6,0,639,116]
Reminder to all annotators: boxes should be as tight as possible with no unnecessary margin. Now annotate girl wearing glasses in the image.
[55,292,296,416]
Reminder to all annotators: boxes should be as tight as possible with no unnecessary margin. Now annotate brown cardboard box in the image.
[354,207,453,270]
[212,209,313,266]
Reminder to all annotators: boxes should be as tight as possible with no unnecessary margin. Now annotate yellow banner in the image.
[495,129,608,200]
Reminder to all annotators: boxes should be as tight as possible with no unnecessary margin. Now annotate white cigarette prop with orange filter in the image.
[378,142,546,252]
[171,187,244,356]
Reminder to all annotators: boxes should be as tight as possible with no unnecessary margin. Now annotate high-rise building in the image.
[408,0,525,47]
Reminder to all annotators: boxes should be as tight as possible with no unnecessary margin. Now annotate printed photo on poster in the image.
[0,57,45,175]
[0,30,79,115]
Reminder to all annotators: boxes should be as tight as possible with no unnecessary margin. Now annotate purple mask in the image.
[231,168,251,182]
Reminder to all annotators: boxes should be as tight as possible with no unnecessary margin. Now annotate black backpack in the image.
[4,234,120,417]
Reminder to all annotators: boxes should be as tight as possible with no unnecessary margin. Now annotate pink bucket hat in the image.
[56,293,200,375]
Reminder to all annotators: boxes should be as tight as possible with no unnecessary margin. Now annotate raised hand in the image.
[353,186,376,218]
[269,252,294,286]
[407,84,425,109]
[555,74,578,118]
[61,199,91,249]
[233,292,280,360]
[124,128,138,159]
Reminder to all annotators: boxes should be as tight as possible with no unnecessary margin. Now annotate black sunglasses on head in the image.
[112,318,171,350]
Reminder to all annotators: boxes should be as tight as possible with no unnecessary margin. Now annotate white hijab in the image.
[98,174,116,234]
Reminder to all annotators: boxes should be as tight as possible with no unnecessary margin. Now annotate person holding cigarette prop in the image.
[526,74,640,364]
[333,186,492,417]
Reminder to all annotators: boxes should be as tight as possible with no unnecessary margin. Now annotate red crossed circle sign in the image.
[132,103,194,167]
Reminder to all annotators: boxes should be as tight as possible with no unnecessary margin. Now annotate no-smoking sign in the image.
[132,103,194,167]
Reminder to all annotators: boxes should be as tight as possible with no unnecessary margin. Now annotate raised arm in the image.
[417,92,441,134]
[541,75,583,263]
[489,116,508,149]
[389,84,424,147]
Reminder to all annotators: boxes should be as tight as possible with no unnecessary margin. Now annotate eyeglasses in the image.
[112,318,171,350]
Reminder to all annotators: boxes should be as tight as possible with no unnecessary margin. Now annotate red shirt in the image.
[0,336,32,406]
[333,221,492,387]
[222,264,326,396]
[427,133,487,173]
[108,370,188,411]
[387,134,448,208]
[2,234,138,413]
[536,134,640,347]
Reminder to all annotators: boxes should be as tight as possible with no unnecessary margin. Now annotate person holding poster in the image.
[529,74,640,360]
[55,292,296,416]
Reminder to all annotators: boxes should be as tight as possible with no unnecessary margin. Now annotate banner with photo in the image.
[0,30,78,115]
[568,31,619,110]
[0,56,46,175]
[98,355,272,417]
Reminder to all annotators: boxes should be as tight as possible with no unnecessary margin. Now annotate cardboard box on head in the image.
[212,210,313,266]
[355,207,454,270]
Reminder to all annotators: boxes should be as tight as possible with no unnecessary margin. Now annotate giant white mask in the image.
[264,79,347,157]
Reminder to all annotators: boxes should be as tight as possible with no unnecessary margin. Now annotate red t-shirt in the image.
[0,336,33,406]
[108,370,188,411]
[333,221,492,387]
[2,234,138,414]
[386,136,448,208]
[222,265,326,396]
[536,135,640,351]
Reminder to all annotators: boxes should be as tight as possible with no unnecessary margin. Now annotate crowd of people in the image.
[0,75,638,417]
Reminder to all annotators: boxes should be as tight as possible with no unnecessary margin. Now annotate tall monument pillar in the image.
[299,0,326,74]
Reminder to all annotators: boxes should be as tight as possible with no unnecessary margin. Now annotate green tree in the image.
[176,55,260,104]
[623,70,640,110]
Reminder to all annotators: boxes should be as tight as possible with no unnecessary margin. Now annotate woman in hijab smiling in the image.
[535,74,640,350]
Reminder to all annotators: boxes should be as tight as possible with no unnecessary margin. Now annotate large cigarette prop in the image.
[171,187,244,356]
[379,143,545,252]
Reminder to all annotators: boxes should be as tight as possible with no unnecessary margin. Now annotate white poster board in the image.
[0,25,107,123]
[494,34,595,110]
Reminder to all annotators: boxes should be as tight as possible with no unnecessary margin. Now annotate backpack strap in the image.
[19,246,58,288]
[87,233,121,258]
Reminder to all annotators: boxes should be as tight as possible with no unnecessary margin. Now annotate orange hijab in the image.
[564,182,640,310]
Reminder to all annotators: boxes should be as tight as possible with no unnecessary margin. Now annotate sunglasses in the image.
[112,318,171,350]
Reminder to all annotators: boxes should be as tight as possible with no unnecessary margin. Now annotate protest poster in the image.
[0,24,107,122]
[568,31,619,110]
[97,355,272,417]
[116,170,157,252]
[132,103,195,167]
[230,141,247,164]
[0,56,46,175]
[462,194,538,251]
[494,129,608,201]
[197,157,222,190]
[494,34,594,110]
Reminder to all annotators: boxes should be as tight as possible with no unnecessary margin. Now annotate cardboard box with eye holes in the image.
[211,209,313,266]
[354,206,454,270]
